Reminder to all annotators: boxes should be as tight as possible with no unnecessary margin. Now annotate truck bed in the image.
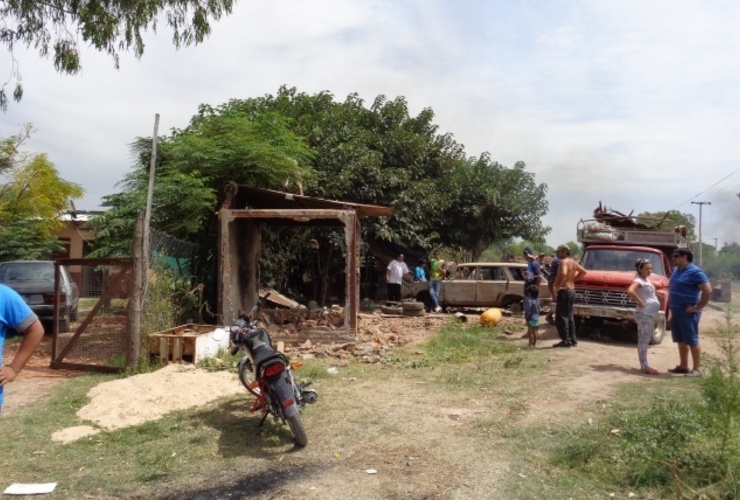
[577,220,687,248]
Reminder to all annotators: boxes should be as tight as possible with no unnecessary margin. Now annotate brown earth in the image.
[2,304,728,421]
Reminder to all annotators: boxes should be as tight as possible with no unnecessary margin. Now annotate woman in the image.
[627,259,661,375]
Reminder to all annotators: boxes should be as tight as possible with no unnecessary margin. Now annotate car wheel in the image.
[650,316,666,345]
[415,291,433,311]
[508,301,523,314]
[59,309,71,333]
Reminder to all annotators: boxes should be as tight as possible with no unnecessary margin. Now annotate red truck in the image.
[573,215,687,344]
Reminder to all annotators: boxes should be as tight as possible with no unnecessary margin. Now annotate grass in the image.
[2,312,739,498]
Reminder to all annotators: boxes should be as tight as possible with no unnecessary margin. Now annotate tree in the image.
[0,125,84,260]
[637,210,696,242]
[90,106,314,258]
[0,0,235,110]
[440,156,550,261]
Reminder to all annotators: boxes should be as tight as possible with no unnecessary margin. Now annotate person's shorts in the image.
[671,314,700,346]
[527,318,539,328]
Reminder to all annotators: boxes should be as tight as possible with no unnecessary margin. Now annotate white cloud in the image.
[2,0,740,248]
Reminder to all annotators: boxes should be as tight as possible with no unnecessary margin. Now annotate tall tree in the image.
[440,155,549,262]
[0,125,84,260]
[0,0,235,110]
[90,107,315,258]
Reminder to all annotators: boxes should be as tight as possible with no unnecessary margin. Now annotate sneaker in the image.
[640,367,660,375]
[571,341,578,347]
[685,370,702,377]
[434,306,442,313]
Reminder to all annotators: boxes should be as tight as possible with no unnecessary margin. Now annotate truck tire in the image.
[650,316,666,345]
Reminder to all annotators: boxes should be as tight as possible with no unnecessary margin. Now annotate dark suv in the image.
[0,260,79,332]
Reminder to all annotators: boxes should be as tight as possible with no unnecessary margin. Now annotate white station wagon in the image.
[403,262,551,312]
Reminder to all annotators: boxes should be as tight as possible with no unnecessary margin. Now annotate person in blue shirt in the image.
[0,283,45,413]
[522,246,543,297]
[667,249,711,377]
[524,284,540,348]
[414,258,427,282]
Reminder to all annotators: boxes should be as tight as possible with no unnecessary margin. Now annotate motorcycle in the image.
[229,295,318,447]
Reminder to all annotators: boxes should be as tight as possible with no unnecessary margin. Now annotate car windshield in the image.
[581,249,666,276]
[0,263,55,283]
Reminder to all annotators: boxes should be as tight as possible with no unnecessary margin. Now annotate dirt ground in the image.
[1,303,733,498]
[2,304,729,420]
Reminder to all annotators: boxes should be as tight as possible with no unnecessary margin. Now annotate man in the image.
[386,253,410,304]
[0,283,45,414]
[552,245,586,348]
[428,249,447,313]
[522,246,543,297]
[546,249,564,324]
[668,248,711,377]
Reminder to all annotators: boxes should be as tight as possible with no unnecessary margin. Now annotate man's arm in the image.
[0,319,44,386]
[575,263,587,281]
[697,282,712,310]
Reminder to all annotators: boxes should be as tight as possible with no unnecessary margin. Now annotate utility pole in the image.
[691,201,711,267]
[714,237,718,250]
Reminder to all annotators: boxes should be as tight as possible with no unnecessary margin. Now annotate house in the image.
[54,209,103,293]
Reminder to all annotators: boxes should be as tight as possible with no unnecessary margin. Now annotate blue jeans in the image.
[430,280,442,308]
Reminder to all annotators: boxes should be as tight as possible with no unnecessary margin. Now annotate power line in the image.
[672,167,740,211]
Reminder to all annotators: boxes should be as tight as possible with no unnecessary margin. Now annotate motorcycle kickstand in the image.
[258,411,269,427]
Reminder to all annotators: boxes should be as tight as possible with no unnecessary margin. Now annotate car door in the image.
[475,265,506,306]
[440,265,476,307]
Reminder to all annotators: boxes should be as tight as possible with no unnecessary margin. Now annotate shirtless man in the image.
[552,245,586,348]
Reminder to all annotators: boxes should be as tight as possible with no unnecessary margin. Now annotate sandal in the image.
[668,366,690,374]
[641,367,660,375]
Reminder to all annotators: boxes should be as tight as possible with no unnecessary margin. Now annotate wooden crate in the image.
[149,324,221,365]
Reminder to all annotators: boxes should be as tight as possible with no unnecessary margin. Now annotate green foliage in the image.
[638,209,696,241]
[1,0,235,110]
[0,125,84,260]
[705,242,740,279]
[141,265,200,343]
[552,314,740,498]
[423,321,518,363]
[441,156,550,261]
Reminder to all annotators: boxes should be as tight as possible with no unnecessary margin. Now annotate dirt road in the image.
[2,303,728,419]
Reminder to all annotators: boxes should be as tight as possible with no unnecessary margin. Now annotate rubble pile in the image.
[274,310,448,363]
[271,311,524,363]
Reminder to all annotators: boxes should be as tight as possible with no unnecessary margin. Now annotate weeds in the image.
[550,313,740,498]
[423,322,517,364]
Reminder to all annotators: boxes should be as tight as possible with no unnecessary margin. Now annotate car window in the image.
[507,267,526,281]
[455,267,472,279]
[478,267,494,280]
[0,263,54,283]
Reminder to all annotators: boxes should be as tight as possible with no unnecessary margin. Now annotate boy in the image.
[524,284,540,348]
[0,283,45,414]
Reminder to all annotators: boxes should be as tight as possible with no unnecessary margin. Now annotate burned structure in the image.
[218,183,393,333]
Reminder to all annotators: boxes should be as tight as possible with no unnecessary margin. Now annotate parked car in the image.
[404,262,551,312]
[0,260,79,332]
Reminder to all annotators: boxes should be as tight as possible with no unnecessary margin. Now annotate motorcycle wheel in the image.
[238,360,261,397]
[287,414,308,447]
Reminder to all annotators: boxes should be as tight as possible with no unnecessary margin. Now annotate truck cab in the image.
[573,218,687,344]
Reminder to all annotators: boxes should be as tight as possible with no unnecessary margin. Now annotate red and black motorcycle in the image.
[229,296,317,446]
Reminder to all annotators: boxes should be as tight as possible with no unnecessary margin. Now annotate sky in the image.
[2,0,740,250]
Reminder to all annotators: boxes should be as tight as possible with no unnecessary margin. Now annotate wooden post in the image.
[128,211,144,370]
